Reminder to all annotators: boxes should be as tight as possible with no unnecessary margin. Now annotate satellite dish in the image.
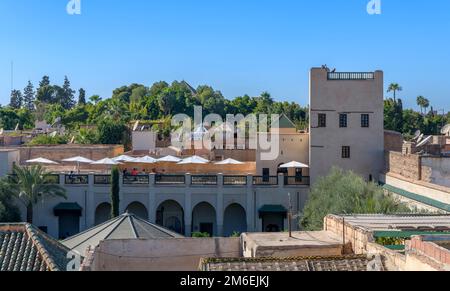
[50,131,58,138]
[133,121,140,131]
[416,136,432,148]
[413,130,421,141]
[70,136,75,144]
[417,134,424,144]
[441,124,450,136]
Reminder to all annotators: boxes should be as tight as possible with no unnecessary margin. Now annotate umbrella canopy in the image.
[279,161,309,169]
[177,156,209,165]
[113,155,137,162]
[26,158,59,165]
[215,158,244,165]
[157,155,182,163]
[62,156,94,164]
[91,158,122,165]
[134,156,157,164]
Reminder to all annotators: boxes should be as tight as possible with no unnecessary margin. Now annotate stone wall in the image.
[324,215,374,255]
[404,236,450,271]
[385,151,421,180]
[88,238,241,271]
[384,130,403,152]
[16,145,124,164]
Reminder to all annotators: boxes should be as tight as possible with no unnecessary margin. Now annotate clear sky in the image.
[0,0,449,111]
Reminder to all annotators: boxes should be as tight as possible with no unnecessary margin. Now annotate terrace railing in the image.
[284,176,310,186]
[44,174,60,185]
[191,175,218,186]
[94,175,111,185]
[327,72,374,80]
[155,174,186,185]
[123,175,150,185]
[223,176,247,186]
[253,176,278,186]
[65,175,89,185]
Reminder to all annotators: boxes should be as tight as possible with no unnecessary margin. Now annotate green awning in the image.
[259,205,287,218]
[54,203,83,217]
[381,183,450,213]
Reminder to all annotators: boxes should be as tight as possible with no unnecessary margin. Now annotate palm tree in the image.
[416,96,430,115]
[387,83,403,102]
[8,165,67,224]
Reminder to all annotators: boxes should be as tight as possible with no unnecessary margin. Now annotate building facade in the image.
[309,68,384,184]
[19,173,309,239]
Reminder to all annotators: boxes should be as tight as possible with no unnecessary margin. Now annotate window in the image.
[342,146,351,159]
[361,114,370,128]
[339,114,348,128]
[318,114,327,128]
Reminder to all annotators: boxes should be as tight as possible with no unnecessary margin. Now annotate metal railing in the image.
[327,72,374,80]
[65,175,89,185]
[123,175,150,185]
[155,175,186,185]
[223,176,247,186]
[191,175,218,185]
[284,176,310,186]
[253,176,279,186]
[44,175,60,185]
[94,175,111,185]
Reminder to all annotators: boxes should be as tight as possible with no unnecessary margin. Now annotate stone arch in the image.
[223,203,247,237]
[126,202,149,220]
[95,203,111,226]
[156,200,184,235]
[192,202,217,237]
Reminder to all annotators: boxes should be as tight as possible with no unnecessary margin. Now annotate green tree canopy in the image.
[301,167,410,231]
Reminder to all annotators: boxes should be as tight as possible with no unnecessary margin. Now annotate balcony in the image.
[223,176,247,186]
[284,176,310,186]
[253,176,279,186]
[123,175,150,185]
[155,175,186,185]
[65,175,89,185]
[94,175,111,185]
[191,175,218,186]
[327,72,374,80]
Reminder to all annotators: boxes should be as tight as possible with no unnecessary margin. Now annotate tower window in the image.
[342,146,351,159]
[318,114,327,128]
[339,114,348,128]
[361,114,370,128]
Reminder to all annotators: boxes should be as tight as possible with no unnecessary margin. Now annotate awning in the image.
[258,205,287,218]
[54,203,83,217]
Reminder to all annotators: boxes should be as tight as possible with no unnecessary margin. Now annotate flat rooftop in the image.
[331,214,450,231]
[244,231,343,248]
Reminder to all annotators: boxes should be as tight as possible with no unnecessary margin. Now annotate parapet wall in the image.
[385,151,422,180]
[324,215,374,255]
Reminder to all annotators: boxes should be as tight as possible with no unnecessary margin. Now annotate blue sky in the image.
[0,0,449,111]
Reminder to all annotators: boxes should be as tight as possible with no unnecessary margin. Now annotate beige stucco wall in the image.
[380,173,450,205]
[89,238,240,271]
[256,132,309,176]
[132,131,157,151]
[421,157,450,188]
[0,149,20,176]
[309,68,384,184]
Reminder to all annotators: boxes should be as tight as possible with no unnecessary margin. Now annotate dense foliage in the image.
[301,167,411,231]
[0,179,22,222]
[1,78,448,147]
